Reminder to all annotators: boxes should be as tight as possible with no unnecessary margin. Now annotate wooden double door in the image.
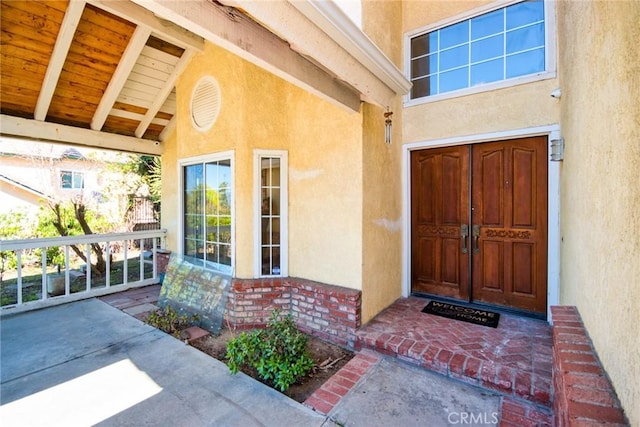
[411,137,548,314]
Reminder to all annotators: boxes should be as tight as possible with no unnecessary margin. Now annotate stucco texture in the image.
[360,101,405,323]
[162,43,363,288]
[360,1,405,322]
[363,0,403,68]
[159,128,178,246]
[557,1,640,425]
[403,0,494,33]
[403,78,560,144]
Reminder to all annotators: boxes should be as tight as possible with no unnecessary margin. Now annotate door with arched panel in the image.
[411,136,547,315]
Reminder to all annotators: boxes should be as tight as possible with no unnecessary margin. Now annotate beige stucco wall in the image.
[557,1,640,425]
[286,99,363,288]
[363,0,403,68]
[360,101,405,323]
[404,1,495,32]
[162,43,363,288]
[160,128,178,243]
[404,78,560,144]
[359,1,405,322]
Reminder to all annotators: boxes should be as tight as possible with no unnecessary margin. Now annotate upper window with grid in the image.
[410,0,545,99]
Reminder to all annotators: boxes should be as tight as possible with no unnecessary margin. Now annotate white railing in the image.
[0,229,167,315]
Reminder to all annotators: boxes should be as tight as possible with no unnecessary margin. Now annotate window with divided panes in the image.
[183,158,232,272]
[259,156,282,276]
[410,0,546,99]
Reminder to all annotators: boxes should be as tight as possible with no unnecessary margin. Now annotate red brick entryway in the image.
[356,297,553,424]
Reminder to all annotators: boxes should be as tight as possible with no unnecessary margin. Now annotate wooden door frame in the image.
[402,125,561,322]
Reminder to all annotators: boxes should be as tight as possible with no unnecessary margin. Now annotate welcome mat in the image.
[421,301,500,328]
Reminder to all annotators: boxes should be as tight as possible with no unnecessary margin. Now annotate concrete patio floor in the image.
[0,299,326,426]
[0,289,505,427]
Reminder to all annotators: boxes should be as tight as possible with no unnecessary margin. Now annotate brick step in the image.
[551,306,628,426]
[304,350,552,427]
[356,336,551,408]
[304,350,381,415]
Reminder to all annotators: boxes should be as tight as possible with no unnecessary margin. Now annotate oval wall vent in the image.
[190,76,221,132]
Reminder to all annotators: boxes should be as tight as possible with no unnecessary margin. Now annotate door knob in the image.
[472,225,480,254]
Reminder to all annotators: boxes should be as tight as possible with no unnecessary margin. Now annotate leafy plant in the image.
[146,305,199,338]
[147,156,162,207]
[226,310,314,391]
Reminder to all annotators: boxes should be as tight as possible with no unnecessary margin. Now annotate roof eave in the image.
[218,0,410,107]
[289,0,412,99]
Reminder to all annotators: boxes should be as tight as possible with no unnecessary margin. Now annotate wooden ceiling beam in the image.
[223,0,399,107]
[87,0,204,52]
[159,115,177,142]
[130,0,362,113]
[92,25,152,131]
[135,49,195,138]
[1,115,163,156]
[34,1,86,121]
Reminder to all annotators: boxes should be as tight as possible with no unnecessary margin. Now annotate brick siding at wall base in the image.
[225,277,361,349]
[551,306,629,427]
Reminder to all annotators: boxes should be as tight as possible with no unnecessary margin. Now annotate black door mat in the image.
[421,301,500,328]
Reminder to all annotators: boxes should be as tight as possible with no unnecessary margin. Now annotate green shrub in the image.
[146,305,199,338]
[226,310,314,391]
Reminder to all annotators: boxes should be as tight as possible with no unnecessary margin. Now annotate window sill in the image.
[403,70,557,108]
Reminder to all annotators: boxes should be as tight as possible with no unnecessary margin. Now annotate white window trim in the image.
[401,125,561,322]
[59,169,84,190]
[253,149,288,278]
[177,150,235,275]
[403,0,557,107]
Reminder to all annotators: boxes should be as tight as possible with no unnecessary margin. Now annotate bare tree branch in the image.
[48,201,108,276]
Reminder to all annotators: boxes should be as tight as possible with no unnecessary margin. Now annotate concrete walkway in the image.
[1,297,501,427]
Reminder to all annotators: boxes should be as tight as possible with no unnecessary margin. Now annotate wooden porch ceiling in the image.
[1,1,409,155]
[0,0,202,154]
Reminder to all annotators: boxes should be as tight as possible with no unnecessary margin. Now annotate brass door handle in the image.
[472,225,480,254]
[461,224,469,254]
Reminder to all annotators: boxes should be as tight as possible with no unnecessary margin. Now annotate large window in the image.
[254,151,287,277]
[183,156,233,273]
[410,0,546,99]
[60,170,84,189]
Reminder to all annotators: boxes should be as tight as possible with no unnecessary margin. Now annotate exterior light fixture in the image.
[550,138,564,161]
[384,108,393,145]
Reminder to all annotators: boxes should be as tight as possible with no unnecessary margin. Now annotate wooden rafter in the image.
[159,115,176,142]
[91,25,152,131]
[87,0,204,51]
[34,0,86,121]
[2,0,408,153]
[130,0,362,112]
[135,49,194,137]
